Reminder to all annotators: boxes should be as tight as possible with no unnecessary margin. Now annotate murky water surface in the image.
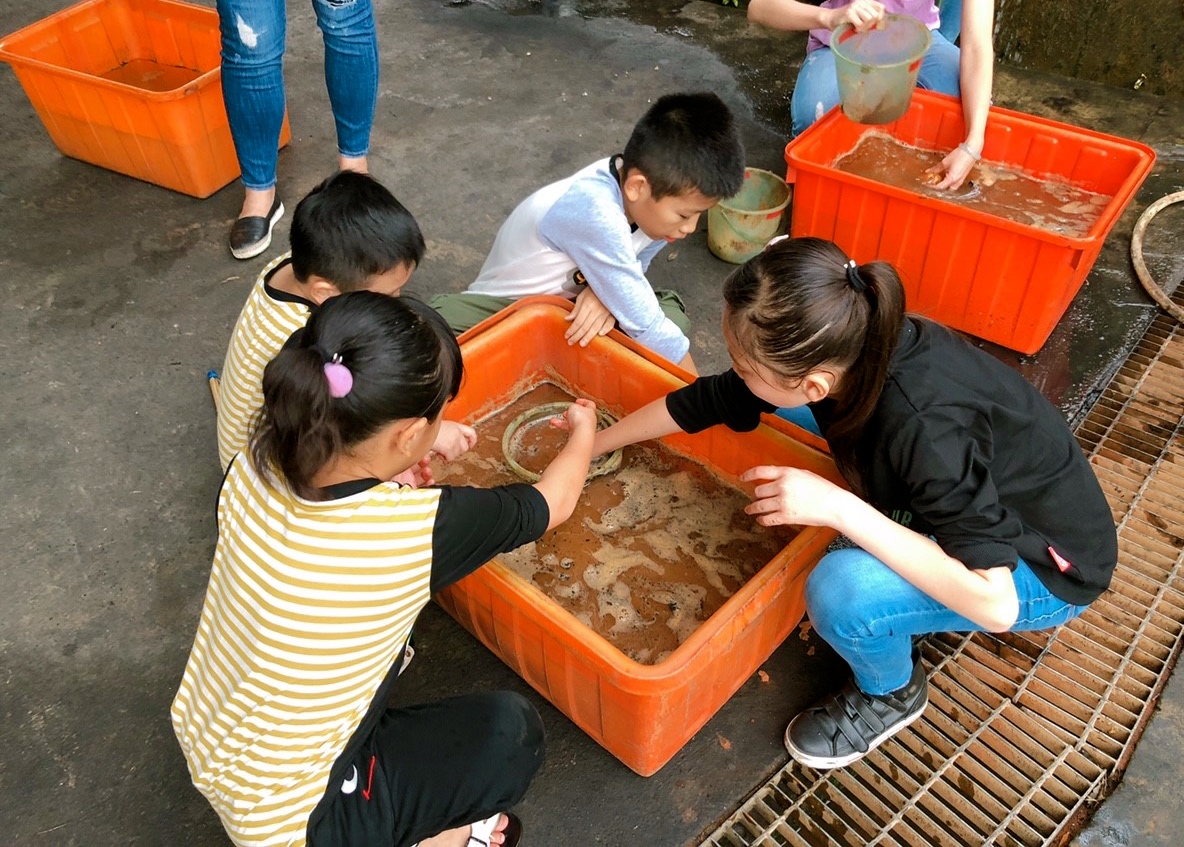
[438,381,796,664]
[100,60,201,92]
[834,131,1112,237]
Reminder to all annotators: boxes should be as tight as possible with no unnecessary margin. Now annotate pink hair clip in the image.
[323,354,353,398]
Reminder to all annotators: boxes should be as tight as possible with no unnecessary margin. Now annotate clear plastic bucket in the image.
[832,13,931,125]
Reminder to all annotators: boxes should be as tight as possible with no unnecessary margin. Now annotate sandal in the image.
[468,812,522,847]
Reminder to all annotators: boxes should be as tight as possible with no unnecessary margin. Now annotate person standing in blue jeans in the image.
[217,0,378,259]
[748,0,993,191]
[589,237,1118,769]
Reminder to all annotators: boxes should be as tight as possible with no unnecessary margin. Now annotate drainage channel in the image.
[699,304,1184,847]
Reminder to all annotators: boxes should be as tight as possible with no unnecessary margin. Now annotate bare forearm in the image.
[592,396,680,456]
[533,428,594,529]
[829,492,1019,630]
[748,0,836,31]
[959,0,995,153]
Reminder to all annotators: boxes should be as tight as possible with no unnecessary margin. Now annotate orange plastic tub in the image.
[437,297,840,776]
[784,90,1155,354]
[0,0,290,197]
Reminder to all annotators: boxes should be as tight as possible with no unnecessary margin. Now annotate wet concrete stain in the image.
[467,0,803,129]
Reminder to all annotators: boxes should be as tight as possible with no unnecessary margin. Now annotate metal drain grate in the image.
[700,306,1184,847]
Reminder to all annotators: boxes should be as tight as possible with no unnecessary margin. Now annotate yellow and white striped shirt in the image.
[171,458,439,847]
[217,253,313,471]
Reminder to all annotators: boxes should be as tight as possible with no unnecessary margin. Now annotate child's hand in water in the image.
[430,421,478,461]
[564,287,616,347]
[740,465,847,528]
[391,456,435,489]
[549,397,599,437]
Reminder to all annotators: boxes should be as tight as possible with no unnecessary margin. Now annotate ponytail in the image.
[250,292,463,500]
[251,341,342,500]
[723,237,905,496]
[824,258,905,496]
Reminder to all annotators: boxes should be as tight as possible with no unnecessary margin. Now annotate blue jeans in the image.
[937,0,962,44]
[217,0,378,190]
[790,29,961,137]
[775,405,822,437]
[805,550,1089,695]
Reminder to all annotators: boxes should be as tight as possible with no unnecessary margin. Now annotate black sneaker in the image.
[229,196,284,260]
[784,656,928,769]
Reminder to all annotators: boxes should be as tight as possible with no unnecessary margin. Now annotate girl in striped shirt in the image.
[173,291,597,847]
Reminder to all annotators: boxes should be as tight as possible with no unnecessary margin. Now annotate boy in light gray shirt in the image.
[431,92,745,373]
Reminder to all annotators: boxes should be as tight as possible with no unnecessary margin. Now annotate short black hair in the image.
[289,171,426,290]
[621,92,746,200]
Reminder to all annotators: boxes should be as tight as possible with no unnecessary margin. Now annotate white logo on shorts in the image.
[341,765,358,795]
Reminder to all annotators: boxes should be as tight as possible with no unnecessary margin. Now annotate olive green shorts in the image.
[428,289,691,336]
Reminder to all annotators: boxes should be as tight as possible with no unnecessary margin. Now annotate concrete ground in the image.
[0,1,1181,845]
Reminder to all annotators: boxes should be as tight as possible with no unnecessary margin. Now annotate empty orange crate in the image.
[0,0,290,197]
[784,90,1155,354]
[436,297,840,776]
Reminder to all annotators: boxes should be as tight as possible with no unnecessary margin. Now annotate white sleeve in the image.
[538,186,690,364]
[637,238,666,273]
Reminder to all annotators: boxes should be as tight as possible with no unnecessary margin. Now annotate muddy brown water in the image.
[99,60,202,92]
[833,131,1112,237]
[437,382,797,664]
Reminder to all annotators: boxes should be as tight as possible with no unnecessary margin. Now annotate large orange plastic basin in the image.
[785,90,1155,354]
[436,297,840,776]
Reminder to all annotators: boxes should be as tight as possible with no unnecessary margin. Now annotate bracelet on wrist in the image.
[958,142,982,162]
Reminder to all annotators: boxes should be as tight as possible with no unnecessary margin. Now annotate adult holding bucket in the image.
[748,0,994,190]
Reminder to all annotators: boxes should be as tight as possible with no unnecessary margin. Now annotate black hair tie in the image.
[845,259,868,293]
[310,343,333,364]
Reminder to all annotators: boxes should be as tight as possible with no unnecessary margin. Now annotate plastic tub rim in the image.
[0,0,223,101]
[465,521,837,684]
[784,90,1156,244]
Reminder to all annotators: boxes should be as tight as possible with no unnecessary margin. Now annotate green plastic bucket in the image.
[707,167,791,264]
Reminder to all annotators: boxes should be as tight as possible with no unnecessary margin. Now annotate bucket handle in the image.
[715,203,786,247]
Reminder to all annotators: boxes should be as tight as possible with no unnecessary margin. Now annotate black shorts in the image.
[307,691,544,847]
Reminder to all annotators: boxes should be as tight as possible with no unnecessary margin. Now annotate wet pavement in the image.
[0,0,1181,845]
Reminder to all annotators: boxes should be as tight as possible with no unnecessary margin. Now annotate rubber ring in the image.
[501,402,623,483]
